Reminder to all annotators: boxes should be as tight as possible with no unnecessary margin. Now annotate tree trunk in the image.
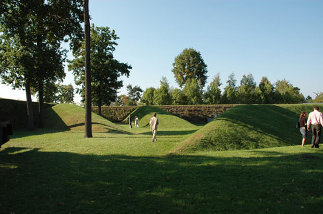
[84,0,92,138]
[25,79,35,131]
[98,99,102,116]
[38,80,44,128]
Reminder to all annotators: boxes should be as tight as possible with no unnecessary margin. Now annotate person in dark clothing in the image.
[307,106,323,148]
[299,112,307,147]
[129,116,132,128]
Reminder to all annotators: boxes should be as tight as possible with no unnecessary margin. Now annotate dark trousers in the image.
[311,124,321,148]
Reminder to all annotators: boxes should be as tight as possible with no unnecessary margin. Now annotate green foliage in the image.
[204,73,222,104]
[126,84,143,106]
[58,84,74,104]
[237,74,257,104]
[258,76,274,104]
[182,79,203,105]
[170,88,187,105]
[69,25,131,107]
[141,87,156,105]
[222,73,237,104]
[313,92,323,103]
[153,78,172,105]
[275,79,305,104]
[172,48,208,88]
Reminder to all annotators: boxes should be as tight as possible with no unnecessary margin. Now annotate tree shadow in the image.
[139,130,198,136]
[1,147,323,213]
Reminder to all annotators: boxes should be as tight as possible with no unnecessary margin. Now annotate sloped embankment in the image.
[128,106,198,130]
[172,104,323,153]
[43,103,127,133]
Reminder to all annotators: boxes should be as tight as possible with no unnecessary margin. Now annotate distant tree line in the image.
[117,48,307,106]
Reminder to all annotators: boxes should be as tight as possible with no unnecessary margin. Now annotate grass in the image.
[1,104,323,213]
[173,104,323,153]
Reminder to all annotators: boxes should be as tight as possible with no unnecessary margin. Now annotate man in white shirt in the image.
[149,113,159,142]
[307,106,323,148]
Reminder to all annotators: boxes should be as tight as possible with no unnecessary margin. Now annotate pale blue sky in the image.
[1,0,322,102]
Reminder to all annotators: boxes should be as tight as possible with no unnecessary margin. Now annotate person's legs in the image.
[311,126,317,148]
[152,130,157,142]
[315,125,321,148]
[300,128,306,147]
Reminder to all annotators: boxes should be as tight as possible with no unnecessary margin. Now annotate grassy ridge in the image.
[43,103,128,133]
[173,104,323,153]
[128,106,197,130]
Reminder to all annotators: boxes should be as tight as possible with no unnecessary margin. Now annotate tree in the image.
[141,87,156,105]
[222,73,237,104]
[58,84,74,104]
[258,77,274,104]
[82,0,92,137]
[275,79,305,103]
[204,74,222,104]
[154,77,172,105]
[183,79,203,105]
[126,85,143,106]
[170,88,187,105]
[0,0,83,130]
[313,92,323,103]
[172,48,208,88]
[237,74,256,104]
[69,25,131,114]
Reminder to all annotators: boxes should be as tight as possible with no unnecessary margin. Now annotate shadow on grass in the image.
[140,130,198,136]
[1,147,323,213]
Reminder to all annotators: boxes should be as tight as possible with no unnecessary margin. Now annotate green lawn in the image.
[1,104,323,213]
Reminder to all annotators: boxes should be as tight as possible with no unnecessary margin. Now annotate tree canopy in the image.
[172,48,208,88]
[69,24,131,114]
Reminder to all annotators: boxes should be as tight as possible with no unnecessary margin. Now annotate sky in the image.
[1,0,322,103]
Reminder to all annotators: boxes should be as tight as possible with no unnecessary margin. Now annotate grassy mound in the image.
[43,103,127,133]
[127,106,197,130]
[172,104,323,153]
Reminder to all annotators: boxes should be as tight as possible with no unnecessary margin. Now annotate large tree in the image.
[0,0,83,130]
[69,25,131,114]
[172,48,208,88]
[83,0,92,137]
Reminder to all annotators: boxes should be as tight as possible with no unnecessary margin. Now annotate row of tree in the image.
[120,73,305,106]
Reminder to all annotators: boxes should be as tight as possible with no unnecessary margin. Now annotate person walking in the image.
[299,112,307,147]
[307,106,323,148]
[135,116,139,128]
[149,113,159,142]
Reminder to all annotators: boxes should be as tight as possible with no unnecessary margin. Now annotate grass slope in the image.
[173,104,323,153]
[43,103,127,133]
[127,105,197,130]
[1,132,323,213]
